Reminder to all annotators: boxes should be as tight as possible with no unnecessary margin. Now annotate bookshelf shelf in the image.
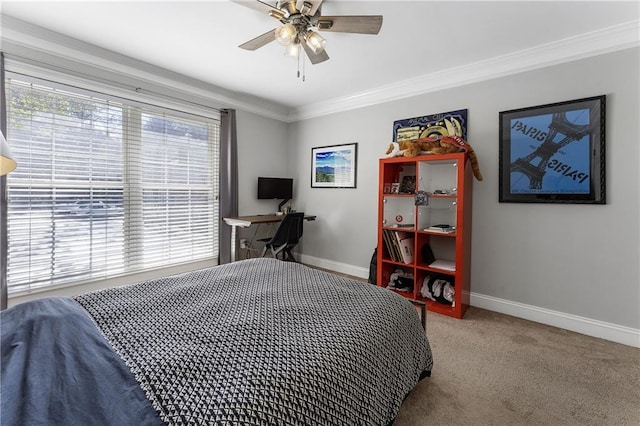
[377,152,473,319]
[419,231,457,237]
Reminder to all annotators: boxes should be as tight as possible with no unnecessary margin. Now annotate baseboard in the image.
[299,254,369,280]
[470,292,640,348]
[300,255,640,348]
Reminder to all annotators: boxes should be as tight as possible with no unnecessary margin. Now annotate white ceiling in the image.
[2,0,639,118]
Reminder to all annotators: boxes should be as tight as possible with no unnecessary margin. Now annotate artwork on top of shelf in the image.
[499,95,605,204]
[392,109,468,142]
[311,143,357,188]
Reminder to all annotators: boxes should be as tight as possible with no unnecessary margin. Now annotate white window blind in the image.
[6,77,219,294]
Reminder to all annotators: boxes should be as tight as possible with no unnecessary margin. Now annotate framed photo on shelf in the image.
[400,175,416,194]
[390,183,400,194]
[383,183,392,194]
[499,95,606,204]
[311,143,358,188]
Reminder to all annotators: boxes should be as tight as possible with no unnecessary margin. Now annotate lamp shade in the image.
[305,30,326,54]
[0,132,17,176]
[275,23,297,46]
[284,42,300,58]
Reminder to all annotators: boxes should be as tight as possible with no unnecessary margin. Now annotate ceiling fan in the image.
[231,0,383,65]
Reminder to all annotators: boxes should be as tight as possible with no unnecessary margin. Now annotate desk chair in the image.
[259,212,304,262]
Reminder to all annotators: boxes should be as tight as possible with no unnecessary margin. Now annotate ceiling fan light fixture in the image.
[275,23,297,46]
[305,30,326,54]
[298,1,312,15]
[233,0,383,67]
[284,42,300,58]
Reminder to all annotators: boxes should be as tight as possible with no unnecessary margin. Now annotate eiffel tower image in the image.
[510,112,592,189]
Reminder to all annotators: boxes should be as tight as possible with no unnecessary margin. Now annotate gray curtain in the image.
[219,109,238,264]
[1,52,8,310]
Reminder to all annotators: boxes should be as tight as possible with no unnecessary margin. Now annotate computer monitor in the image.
[257,177,293,211]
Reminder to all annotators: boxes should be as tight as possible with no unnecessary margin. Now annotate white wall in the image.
[281,48,639,345]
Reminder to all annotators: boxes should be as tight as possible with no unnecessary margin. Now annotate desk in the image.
[223,214,316,262]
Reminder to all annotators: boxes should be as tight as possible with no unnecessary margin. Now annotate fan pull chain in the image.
[296,49,306,81]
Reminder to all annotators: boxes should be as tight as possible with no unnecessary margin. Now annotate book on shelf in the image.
[430,259,456,271]
[382,229,400,262]
[426,224,455,233]
[383,229,401,262]
[392,223,415,229]
[382,229,414,264]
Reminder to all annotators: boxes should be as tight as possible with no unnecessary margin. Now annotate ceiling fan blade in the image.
[230,0,280,15]
[239,29,277,50]
[301,41,329,65]
[317,15,383,34]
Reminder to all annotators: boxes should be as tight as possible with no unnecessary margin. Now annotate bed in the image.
[1,258,432,425]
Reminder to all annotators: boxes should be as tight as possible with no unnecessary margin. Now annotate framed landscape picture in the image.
[311,143,357,188]
[499,95,606,204]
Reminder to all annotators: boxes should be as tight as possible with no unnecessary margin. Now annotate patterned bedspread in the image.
[73,258,432,425]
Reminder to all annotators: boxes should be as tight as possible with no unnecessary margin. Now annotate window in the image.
[5,77,219,294]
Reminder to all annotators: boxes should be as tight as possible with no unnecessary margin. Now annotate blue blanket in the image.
[1,297,159,425]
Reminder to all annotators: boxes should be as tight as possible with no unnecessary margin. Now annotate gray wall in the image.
[5,14,636,341]
[236,110,290,216]
[278,47,639,331]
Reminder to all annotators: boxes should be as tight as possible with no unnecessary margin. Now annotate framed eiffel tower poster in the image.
[499,95,606,204]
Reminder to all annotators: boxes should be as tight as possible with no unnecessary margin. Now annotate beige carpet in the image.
[394,307,640,425]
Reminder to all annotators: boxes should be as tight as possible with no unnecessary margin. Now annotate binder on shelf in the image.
[394,232,414,264]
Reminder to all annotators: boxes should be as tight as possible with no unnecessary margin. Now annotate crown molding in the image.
[2,15,638,124]
[287,20,640,122]
[0,15,292,122]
